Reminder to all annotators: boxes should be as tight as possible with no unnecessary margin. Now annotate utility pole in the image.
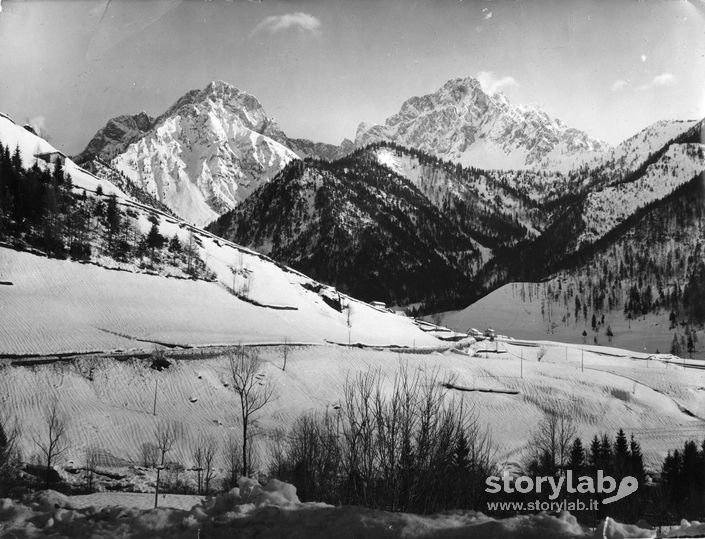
[154,464,164,508]
[282,337,288,371]
[153,380,158,416]
[520,348,523,379]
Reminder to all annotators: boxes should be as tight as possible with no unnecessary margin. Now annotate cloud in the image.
[250,12,321,37]
[652,73,676,86]
[482,7,492,19]
[610,79,628,92]
[476,71,518,95]
[640,54,647,62]
[27,116,50,140]
[637,73,676,91]
[0,0,3,14]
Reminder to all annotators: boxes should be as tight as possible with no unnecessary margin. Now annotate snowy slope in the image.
[577,143,705,249]
[0,113,443,355]
[110,81,297,226]
[355,77,609,171]
[594,119,703,174]
[0,114,128,198]
[0,242,441,355]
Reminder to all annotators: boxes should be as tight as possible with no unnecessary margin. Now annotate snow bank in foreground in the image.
[0,479,660,538]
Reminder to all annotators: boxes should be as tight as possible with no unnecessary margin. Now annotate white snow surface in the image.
[2,337,704,481]
[0,246,441,355]
[0,479,664,538]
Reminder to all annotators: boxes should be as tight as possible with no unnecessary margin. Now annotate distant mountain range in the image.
[77,77,611,226]
[74,77,705,316]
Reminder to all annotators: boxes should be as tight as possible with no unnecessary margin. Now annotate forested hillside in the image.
[208,156,484,305]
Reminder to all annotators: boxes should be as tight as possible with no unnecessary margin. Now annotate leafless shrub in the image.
[84,445,100,492]
[524,411,576,474]
[537,345,547,362]
[32,400,68,489]
[223,434,241,490]
[140,442,159,468]
[274,364,495,513]
[192,434,218,495]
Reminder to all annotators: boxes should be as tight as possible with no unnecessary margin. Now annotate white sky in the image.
[0,0,704,153]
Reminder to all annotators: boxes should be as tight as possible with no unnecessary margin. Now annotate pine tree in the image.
[588,435,601,470]
[599,434,613,473]
[568,438,586,473]
[628,435,645,483]
[105,194,121,252]
[613,429,630,478]
[146,223,165,256]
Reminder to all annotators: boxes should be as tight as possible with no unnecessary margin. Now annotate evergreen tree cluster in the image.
[661,439,705,519]
[0,143,213,280]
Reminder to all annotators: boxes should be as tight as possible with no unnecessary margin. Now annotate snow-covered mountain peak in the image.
[356,76,610,171]
[108,82,296,226]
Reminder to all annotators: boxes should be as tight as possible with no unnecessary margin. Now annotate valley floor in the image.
[3,338,705,476]
[440,282,705,360]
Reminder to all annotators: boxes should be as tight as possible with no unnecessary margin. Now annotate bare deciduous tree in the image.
[140,442,159,468]
[229,346,275,477]
[153,420,183,507]
[32,400,68,489]
[191,434,218,495]
[525,411,576,474]
[274,364,495,512]
[223,433,241,490]
[84,445,100,492]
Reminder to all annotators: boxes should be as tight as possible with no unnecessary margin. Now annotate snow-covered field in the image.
[6,478,705,538]
[3,335,705,477]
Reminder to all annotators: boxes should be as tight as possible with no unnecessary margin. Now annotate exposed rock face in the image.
[355,77,609,170]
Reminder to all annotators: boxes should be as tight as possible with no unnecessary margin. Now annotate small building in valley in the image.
[35,151,67,167]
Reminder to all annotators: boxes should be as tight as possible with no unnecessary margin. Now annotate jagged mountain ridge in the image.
[76,82,359,226]
[356,77,610,171]
[108,81,298,226]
